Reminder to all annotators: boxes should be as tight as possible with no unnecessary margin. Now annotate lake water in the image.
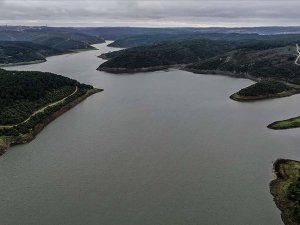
[1,42,299,225]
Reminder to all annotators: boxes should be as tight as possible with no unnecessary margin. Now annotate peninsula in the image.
[268,117,300,130]
[230,80,299,101]
[0,69,102,155]
[0,27,105,66]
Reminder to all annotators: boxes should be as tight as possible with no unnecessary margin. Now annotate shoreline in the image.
[0,88,102,156]
[97,64,190,74]
[182,68,259,81]
[184,69,300,102]
[270,159,300,225]
[97,65,171,73]
[98,65,300,102]
[98,64,260,80]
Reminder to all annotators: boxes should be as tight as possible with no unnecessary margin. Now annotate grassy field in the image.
[268,117,300,129]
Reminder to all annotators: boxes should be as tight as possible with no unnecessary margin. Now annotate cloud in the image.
[0,0,300,27]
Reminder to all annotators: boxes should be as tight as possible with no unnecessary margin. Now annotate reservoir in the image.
[1,42,297,225]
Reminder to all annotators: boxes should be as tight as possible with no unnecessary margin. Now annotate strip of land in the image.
[268,116,300,130]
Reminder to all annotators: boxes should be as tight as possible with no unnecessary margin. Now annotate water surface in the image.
[1,42,298,225]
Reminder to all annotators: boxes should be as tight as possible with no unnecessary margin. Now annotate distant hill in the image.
[98,34,300,84]
[98,38,236,72]
[0,27,105,44]
[0,27,106,66]
[3,26,300,42]
[107,33,261,48]
[0,27,105,55]
[109,33,300,48]
[32,35,96,52]
[0,41,60,65]
[75,26,300,40]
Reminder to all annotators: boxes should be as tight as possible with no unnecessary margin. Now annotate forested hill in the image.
[0,27,105,65]
[0,41,60,65]
[0,27,105,47]
[0,69,92,125]
[98,35,300,84]
[0,33,104,66]
[0,69,100,152]
[187,45,300,83]
[107,33,261,48]
[28,31,105,52]
[32,35,96,52]
[98,38,236,71]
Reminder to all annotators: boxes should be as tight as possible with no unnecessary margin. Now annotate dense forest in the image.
[236,80,293,97]
[98,38,236,70]
[99,34,300,84]
[189,45,300,83]
[32,34,99,52]
[0,41,61,65]
[0,69,92,126]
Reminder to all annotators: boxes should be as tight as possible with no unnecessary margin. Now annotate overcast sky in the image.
[0,0,299,27]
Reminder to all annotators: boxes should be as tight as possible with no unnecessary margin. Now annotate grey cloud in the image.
[0,0,300,27]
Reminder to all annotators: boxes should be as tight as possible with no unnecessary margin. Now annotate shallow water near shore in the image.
[1,42,299,225]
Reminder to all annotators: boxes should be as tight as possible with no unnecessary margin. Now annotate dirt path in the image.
[295,44,300,66]
[0,86,78,129]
